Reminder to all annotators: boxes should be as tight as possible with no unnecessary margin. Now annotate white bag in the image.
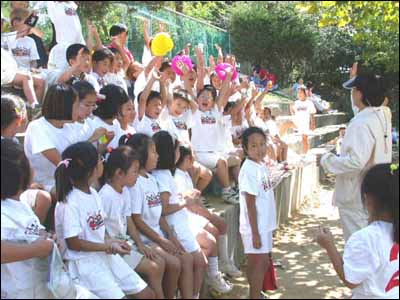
[47,243,78,299]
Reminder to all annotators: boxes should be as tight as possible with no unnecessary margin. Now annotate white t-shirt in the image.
[105,71,128,94]
[63,119,95,144]
[174,168,194,193]
[55,188,106,260]
[141,45,153,67]
[129,173,163,241]
[99,184,132,240]
[266,120,279,137]
[343,221,399,299]
[1,199,51,299]
[24,117,74,191]
[88,116,125,149]
[293,99,316,133]
[159,108,194,145]
[133,72,160,102]
[10,36,39,70]
[239,159,277,235]
[218,114,235,152]
[47,1,85,45]
[1,48,18,85]
[136,115,163,137]
[86,72,106,93]
[191,104,223,152]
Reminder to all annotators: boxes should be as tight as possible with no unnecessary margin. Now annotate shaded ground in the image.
[208,178,352,299]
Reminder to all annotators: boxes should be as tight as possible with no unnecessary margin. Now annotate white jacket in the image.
[321,106,392,209]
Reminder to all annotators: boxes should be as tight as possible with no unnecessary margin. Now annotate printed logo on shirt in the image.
[173,119,188,130]
[201,114,216,125]
[296,105,309,112]
[86,210,104,230]
[11,46,31,57]
[385,243,399,293]
[151,122,161,133]
[261,176,273,192]
[24,221,41,236]
[145,192,162,208]
[65,7,77,16]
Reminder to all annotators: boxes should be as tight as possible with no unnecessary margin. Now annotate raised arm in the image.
[138,69,158,121]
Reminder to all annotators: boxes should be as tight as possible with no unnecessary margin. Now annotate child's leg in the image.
[33,77,45,103]
[196,163,213,192]
[150,245,181,299]
[191,250,207,298]
[302,135,309,154]
[12,73,38,105]
[216,158,230,188]
[247,253,269,299]
[176,252,194,299]
[135,255,166,299]
[227,154,241,184]
[196,228,217,257]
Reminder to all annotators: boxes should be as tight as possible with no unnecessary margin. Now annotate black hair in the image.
[55,142,99,203]
[137,91,162,107]
[224,101,236,114]
[176,145,193,167]
[296,76,303,83]
[1,94,25,130]
[1,139,31,200]
[93,84,129,120]
[42,84,78,121]
[306,81,314,90]
[72,81,96,101]
[241,127,267,165]
[197,84,217,101]
[92,48,114,63]
[119,133,153,169]
[361,163,399,244]
[100,146,139,186]
[355,75,385,107]
[160,61,172,72]
[66,44,90,65]
[173,89,193,104]
[153,131,179,172]
[109,23,128,37]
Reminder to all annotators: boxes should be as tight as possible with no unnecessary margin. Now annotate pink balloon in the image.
[171,55,193,76]
[215,63,238,81]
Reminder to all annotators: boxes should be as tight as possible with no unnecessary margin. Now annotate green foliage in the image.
[229,2,315,86]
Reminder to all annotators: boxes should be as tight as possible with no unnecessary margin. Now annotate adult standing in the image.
[319,63,392,241]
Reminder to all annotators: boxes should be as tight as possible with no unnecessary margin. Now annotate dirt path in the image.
[211,180,352,299]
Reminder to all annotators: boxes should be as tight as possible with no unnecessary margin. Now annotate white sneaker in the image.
[220,261,243,278]
[221,189,239,204]
[207,272,233,294]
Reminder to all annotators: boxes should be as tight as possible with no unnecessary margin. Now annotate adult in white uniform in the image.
[320,74,392,241]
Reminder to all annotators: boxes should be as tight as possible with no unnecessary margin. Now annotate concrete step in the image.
[282,124,346,154]
[275,112,348,131]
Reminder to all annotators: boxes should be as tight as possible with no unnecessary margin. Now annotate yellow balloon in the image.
[151,32,174,56]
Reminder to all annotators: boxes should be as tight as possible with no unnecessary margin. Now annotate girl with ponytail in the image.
[315,163,399,299]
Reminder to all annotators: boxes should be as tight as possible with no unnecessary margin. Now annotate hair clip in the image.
[57,158,72,168]
[390,163,399,175]
[15,107,21,115]
[124,133,132,144]
[96,93,106,104]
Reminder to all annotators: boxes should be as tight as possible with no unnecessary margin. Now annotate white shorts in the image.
[241,231,273,254]
[67,253,147,298]
[187,211,210,236]
[194,151,227,170]
[123,247,144,270]
[20,189,40,209]
[174,223,201,253]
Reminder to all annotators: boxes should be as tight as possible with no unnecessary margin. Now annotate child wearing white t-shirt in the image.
[1,139,96,299]
[136,70,168,137]
[90,84,129,151]
[121,133,183,299]
[24,84,80,193]
[99,146,165,299]
[86,48,114,92]
[316,163,399,299]
[105,47,129,93]
[239,127,277,299]
[191,82,239,204]
[117,97,137,135]
[54,142,154,299]
[152,131,206,299]
[290,86,316,154]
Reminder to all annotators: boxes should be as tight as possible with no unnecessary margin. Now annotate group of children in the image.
[1,1,399,299]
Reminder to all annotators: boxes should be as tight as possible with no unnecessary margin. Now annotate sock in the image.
[218,234,230,264]
[193,293,200,299]
[207,256,219,277]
